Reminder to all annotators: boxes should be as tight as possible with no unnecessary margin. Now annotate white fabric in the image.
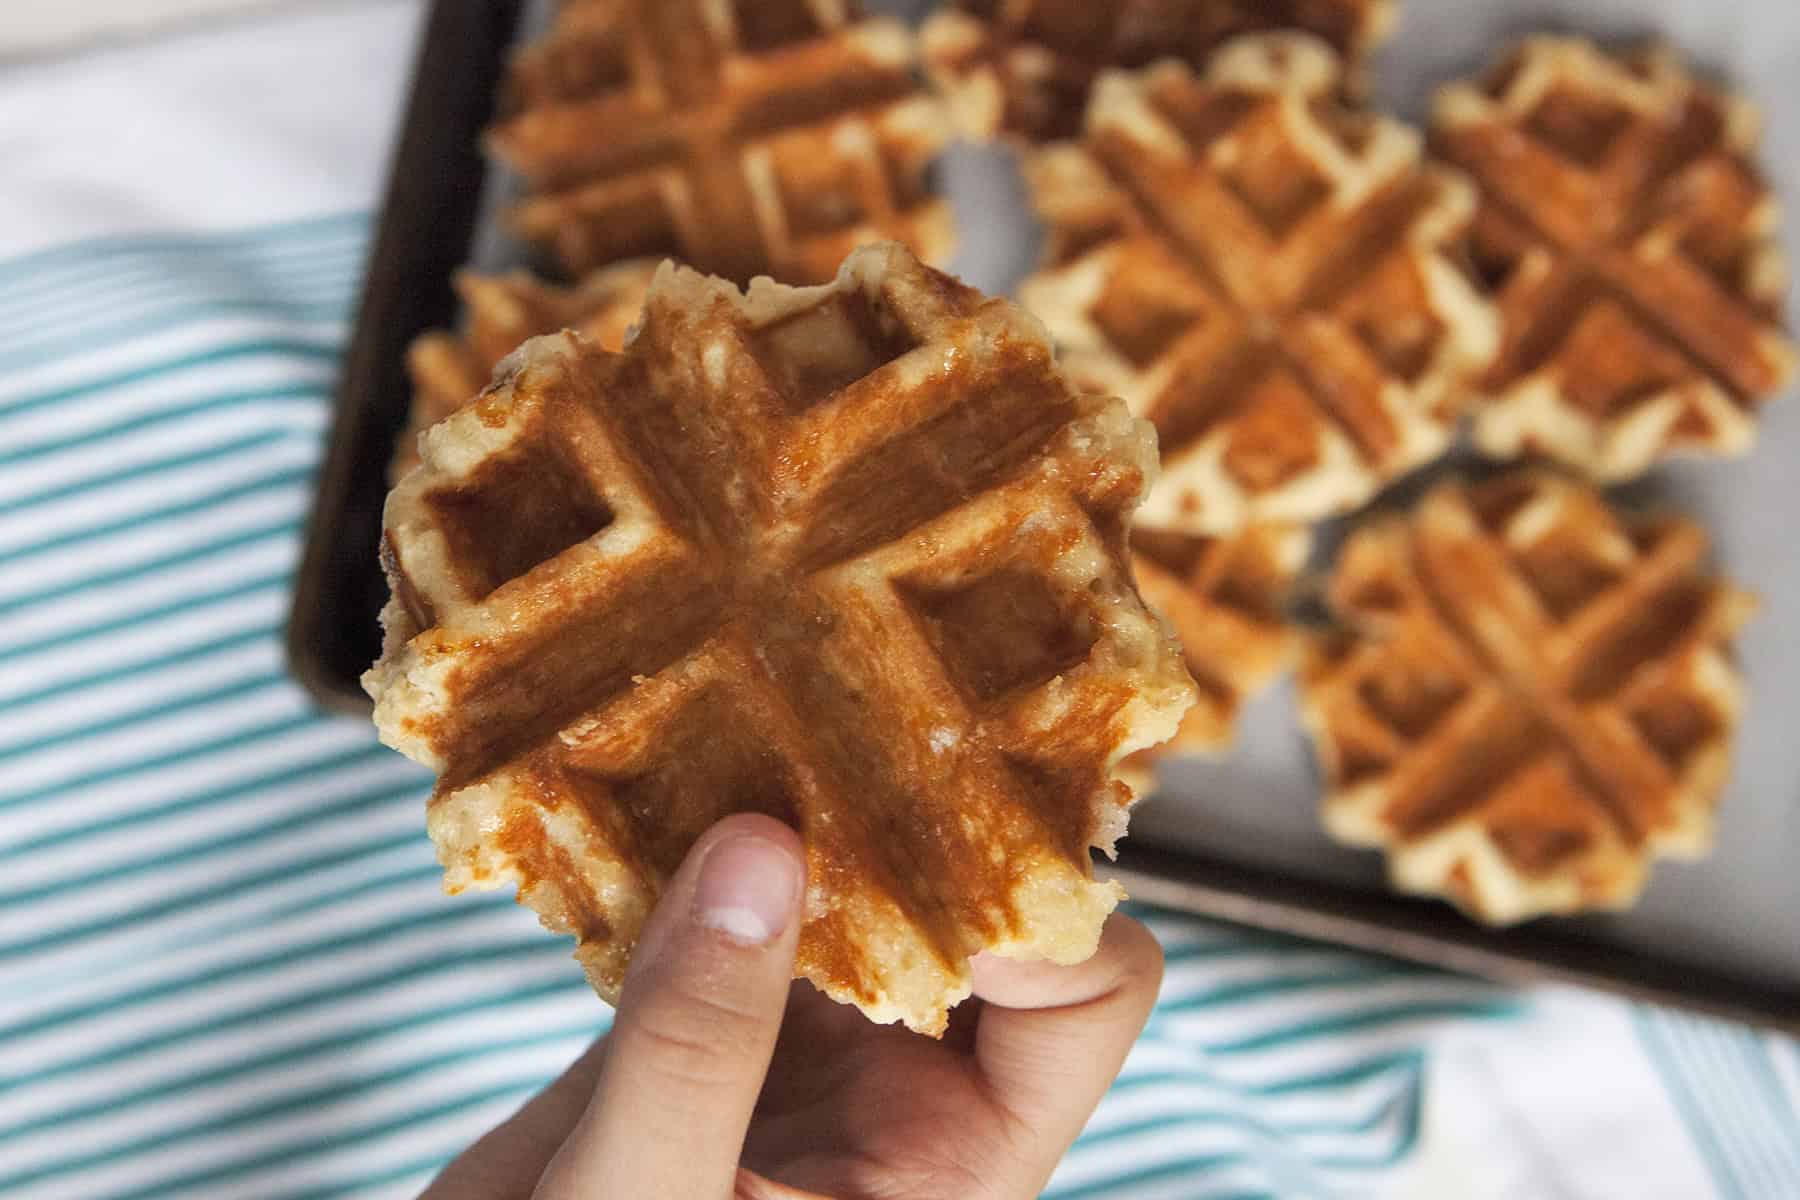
[0,1,298,57]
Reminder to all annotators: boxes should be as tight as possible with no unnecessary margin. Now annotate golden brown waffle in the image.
[365,243,1197,1035]
[490,0,953,284]
[1124,524,1307,786]
[1020,36,1497,535]
[1300,473,1754,924]
[921,0,1395,143]
[1434,37,1796,481]
[395,262,659,481]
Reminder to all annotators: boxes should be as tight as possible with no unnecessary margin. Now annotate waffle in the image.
[921,0,1395,143]
[1124,524,1307,787]
[365,243,1197,1035]
[1020,36,1498,535]
[489,0,954,284]
[396,262,659,481]
[1300,473,1754,924]
[1434,37,1796,481]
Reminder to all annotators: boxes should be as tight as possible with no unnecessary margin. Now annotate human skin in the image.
[422,813,1164,1200]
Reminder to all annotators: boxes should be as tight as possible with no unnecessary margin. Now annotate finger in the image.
[969,913,1163,1189]
[732,1168,837,1200]
[534,814,806,1200]
[421,1038,607,1199]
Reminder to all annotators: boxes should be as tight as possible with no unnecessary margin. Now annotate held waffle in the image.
[921,0,1396,143]
[1299,473,1754,925]
[489,0,954,284]
[1434,36,1796,480]
[396,261,658,481]
[364,243,1197,1035]
[1020,36,1498,535]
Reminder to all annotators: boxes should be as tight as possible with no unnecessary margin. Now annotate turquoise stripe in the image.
[1110,1051,1420,1100]
[0,337,338,417]
[0,297,351,373]
[1686,1019,1800,1197]
[0,379,325,466]
[0,572,287,670]
[0,778,418,911]
[0,212,367,288]
[0,464,311,568]
[0,738,394,862]
[0,515,298,619]
[1160,940,1343,965]
[1743,1037,1800,1181]
[1634,1009,1745,1200]
[0,817,423,961]
[0,245,362,335]
[0,1025,601,1193]
[1,927,562,1093]
[0,890,491,1040]
[1154,965,1436,1013]
[11,860,443,1001]
[1047,1155,1279,1200]
[1089,1075,1411,1143]
[1198,999,1521,1055]
[0,706,320,810]
[1075,1070,1421,1170]
[102,1078,546,1200]
[0,625,271,713]
[0,667,288,763]
[0,427,288,515]
[279,1156,449,1200]
[0,977,595,1147]
[1725,1030,1800,1190]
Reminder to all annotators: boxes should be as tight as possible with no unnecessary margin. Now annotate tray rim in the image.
[287,0,1800,1039]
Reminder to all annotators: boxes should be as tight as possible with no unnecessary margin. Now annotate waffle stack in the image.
[367,245,1196,1034]
[490,0,954,284]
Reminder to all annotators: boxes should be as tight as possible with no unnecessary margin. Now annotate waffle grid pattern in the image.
[1301,474,1754,925]
[491,0,953,283]
[1021,36,1497,534]
[369,245,1195,1033]
[1436,36,1797,480]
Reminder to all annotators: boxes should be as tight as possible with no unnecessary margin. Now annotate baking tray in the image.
[289,0,1800,1036]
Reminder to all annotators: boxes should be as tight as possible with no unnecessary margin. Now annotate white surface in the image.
[0,0,420,257]
[0,0,300,56]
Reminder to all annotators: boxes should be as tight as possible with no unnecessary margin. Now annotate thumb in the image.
[533,814,806,1200]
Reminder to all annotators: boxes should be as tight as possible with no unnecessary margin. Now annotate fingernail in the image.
[693,835,802,947]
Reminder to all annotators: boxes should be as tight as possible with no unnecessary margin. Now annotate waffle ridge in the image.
[491,0,954,283]
[367,243,1196,1035]
[921,0,1395,143]
[1300,472,1754,924]
[1434,36,1796,480]
[397,262,659,481]
[1127,523,1307,774]
[1021,35,1498,534]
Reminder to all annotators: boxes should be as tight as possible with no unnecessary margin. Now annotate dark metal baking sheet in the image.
[288,0,1800,1035]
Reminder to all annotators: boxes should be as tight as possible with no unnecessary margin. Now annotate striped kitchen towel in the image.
[1,3,1796,1198]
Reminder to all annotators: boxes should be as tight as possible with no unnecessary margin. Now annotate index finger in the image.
[968,912,1164,1185]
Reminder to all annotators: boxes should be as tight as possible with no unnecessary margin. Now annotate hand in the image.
[422,813,1164,1200]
